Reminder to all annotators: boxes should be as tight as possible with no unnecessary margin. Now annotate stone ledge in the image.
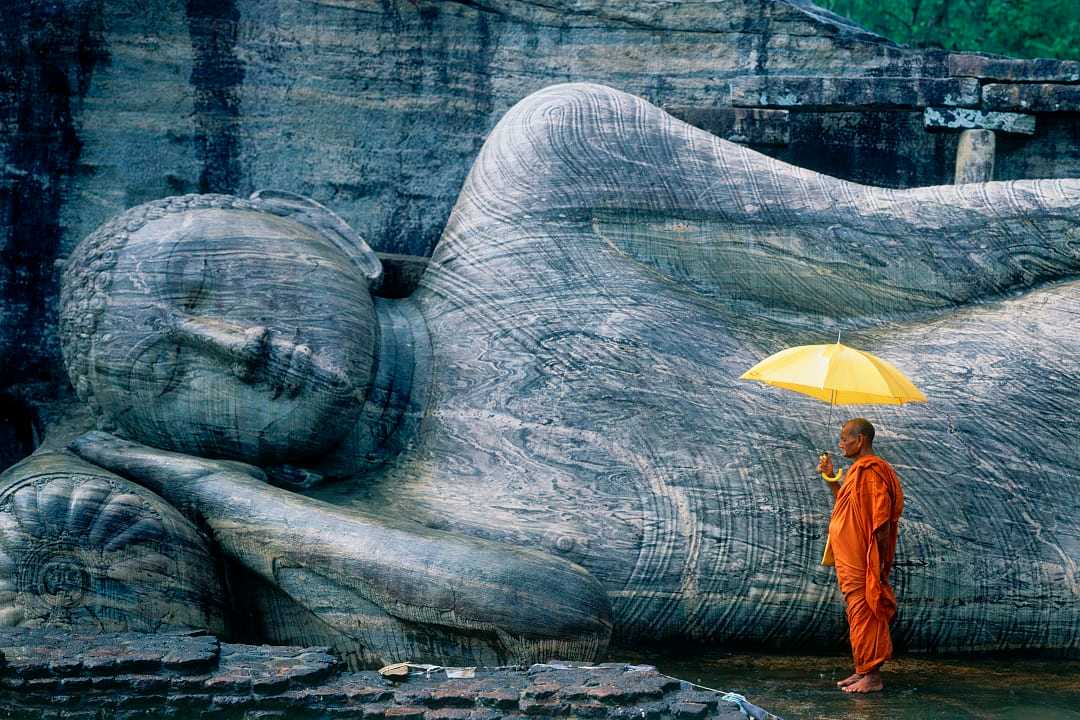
[0,630,772,719]
[923,107,1036,135]
[983,83,1080,112]
[948,54,1080,82]
[664,107,790,146]
[729,76,980,109]
[0,630,221,678]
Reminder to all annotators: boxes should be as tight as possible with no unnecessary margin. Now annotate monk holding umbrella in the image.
[817,417,904,693]
[741,341,924,693]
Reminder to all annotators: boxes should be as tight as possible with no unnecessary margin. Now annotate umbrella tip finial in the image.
[836,329,842,345]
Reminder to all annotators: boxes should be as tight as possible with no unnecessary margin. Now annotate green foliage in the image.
[815,0,1080,60]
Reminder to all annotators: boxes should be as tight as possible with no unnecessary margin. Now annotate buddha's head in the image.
[60,192,382,465]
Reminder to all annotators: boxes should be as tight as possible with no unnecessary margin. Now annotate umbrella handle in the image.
[818,452,843,483]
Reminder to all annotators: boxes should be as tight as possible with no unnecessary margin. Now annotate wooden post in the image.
[954,129,996,183]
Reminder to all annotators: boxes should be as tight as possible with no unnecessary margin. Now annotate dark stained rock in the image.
[0,0,107,403]
[377,253,431,298]
[761,109,960,187]
[729,76,979,109]
[995,114,1080,180]
[664,107,790,146]
[983,83,1080,112]
[949,53,1080,82]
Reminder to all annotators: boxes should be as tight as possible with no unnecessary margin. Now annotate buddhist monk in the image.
[817,418,904,694]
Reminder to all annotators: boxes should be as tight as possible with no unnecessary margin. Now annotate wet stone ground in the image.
[0,630,761,720]
[635,649,1080,720]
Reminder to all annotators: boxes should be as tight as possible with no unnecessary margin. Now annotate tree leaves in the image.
[816,0,1080,60]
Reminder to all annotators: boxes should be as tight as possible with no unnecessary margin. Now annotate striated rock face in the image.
[401,83,1080,653]
[27,0,935,263]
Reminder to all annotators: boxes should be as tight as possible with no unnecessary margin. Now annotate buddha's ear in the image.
[250,189,383,288]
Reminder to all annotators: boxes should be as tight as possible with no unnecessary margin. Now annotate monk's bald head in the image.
[843,418,875,445]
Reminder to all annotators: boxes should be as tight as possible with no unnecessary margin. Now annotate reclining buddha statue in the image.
[9,83,1075,667]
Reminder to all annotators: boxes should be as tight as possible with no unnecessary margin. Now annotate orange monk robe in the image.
[828,455,904,675]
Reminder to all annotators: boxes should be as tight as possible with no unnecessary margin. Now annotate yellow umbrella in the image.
[739,342,927,406]
[740,340,925,567]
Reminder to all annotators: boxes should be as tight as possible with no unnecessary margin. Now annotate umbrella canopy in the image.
[739,342,927,405]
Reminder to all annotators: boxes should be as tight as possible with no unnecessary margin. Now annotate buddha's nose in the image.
[168,317,356,399]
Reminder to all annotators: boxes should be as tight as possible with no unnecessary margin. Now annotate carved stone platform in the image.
[0,629,771,720]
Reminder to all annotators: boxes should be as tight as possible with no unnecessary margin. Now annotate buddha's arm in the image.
[440,83,1080,318]
[68,431,611,665]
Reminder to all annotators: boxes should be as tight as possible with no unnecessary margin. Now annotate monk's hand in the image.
[817,452,835,478]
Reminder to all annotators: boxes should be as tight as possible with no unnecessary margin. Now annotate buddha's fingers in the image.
[69,431,265,499]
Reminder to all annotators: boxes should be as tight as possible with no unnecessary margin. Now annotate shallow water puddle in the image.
[628,650,1080,719]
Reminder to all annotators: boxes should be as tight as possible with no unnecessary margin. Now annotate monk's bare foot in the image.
[836,672,863,688]
[842,671,884,693]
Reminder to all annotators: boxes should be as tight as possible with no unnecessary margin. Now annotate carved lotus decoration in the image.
[0,455,226,634]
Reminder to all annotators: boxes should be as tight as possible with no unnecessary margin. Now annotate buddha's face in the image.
[83,208,378,464]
